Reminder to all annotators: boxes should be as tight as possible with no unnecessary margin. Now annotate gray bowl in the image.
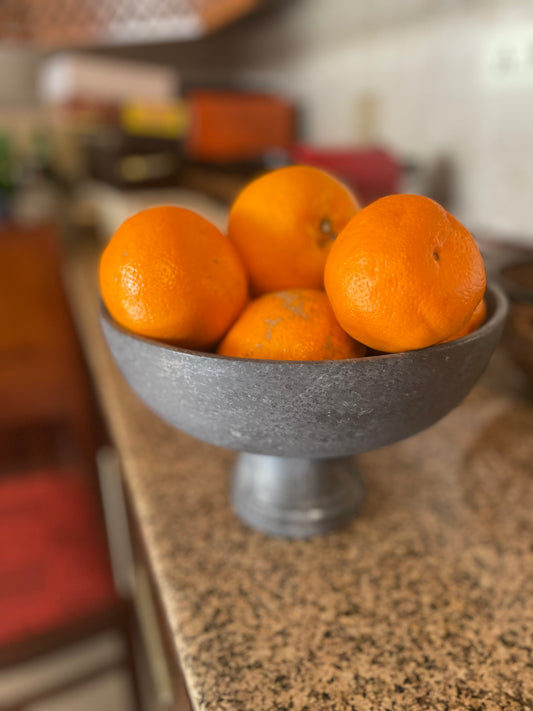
[101,283,508,538]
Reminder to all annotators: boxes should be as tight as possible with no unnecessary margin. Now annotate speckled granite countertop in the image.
[67,242,532,711]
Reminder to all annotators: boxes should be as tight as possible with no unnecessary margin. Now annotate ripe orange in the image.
[217,289,366,360]
[227,165,360,295]
[99,206,248,350]
[441,297,487,343]
[324,194,486,353]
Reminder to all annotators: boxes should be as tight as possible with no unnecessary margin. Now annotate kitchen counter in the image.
[67,241,532,711]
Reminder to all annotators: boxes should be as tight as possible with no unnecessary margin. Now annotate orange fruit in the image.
[324,194,486,353]
[227,165,360,295]
[217,289,366,361]
[441,297,487,343]
[99,206,248,350]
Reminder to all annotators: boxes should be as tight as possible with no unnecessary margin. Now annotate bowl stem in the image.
[231,453,364,539]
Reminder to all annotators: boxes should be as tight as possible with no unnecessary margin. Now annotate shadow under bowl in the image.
[101,283,508,537]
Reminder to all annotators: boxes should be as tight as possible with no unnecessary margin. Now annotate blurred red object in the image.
[185,90,295,162]
[290,146,401,206]
[0,468,116,648]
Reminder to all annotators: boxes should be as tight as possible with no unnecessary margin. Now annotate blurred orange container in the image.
[185,90,296,162]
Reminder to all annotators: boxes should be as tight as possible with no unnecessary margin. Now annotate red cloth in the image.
[0,469,116,646]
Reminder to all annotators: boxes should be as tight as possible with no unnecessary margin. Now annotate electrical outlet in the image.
[482,28,533,90]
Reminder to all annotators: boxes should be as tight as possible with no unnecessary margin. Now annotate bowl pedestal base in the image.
[231,453,364,539]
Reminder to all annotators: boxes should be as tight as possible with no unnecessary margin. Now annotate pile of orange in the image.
[99,165,487,361]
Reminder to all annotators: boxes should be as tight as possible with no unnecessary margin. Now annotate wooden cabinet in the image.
[96,447,192,711]
[0,223,99,471]
[0,0,260,45]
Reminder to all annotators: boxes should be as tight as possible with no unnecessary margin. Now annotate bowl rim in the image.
[100,282,508,366]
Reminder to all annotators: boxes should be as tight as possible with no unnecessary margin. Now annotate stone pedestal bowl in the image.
[101,283,508,539]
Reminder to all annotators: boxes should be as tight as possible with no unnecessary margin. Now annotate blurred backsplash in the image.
[278,1,533,244]
[1,0,533,245]
[151,0,533,244]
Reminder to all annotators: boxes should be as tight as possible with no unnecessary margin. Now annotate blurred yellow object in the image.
[121,101,190,140]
